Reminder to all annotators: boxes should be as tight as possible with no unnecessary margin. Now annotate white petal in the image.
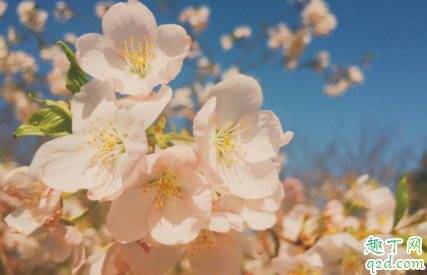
[76,33,126,82]
[240,111,293,163]
[193,96,217,157]
[72,243,86,275]
[102,0,157,52]
[119,119,148,186]
[117,84,172,130]
[230,230,262,258]
[4,205,42,235]
[208,75,263,127]
[223,159,280,200]
[208,212,231,233]
[150,24,190,83]
[71,79,116,133]
[148,200,202,245]
[29,135,103,193]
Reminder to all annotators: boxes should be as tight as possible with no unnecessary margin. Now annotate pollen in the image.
[150,174,183,208]
[123,35,155,78]
[215,120,253,165]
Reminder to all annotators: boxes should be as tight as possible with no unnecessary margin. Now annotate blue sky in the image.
[1,0,426,172]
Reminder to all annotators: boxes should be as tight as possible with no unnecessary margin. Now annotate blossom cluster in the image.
[0,0,401,274]
[1,0,295,274]
[268,175,427,274]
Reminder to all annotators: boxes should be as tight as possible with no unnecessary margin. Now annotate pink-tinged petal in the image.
[45,225,81,263]
[71,80,117,133]
[240,111,294,163]
[150,24,190,83]
[176,166,212,218]
[50,225,82,246]
[241,206,276,231]
[148,200,202,245]
[188,232,241,275]
[119,243,149,275]
[46,242,73,263]
[102,0,157,52]
[226,159,280,200]
[306,233,364,265]
[200,156,230,194]
[119,119,148,187]
[72,243,86,275]
[29,135,107,193]
[114,74,150,95]
[230,230,262,258]
[39,189,62,214]
[192,99,230,194]
[226,183,283,230]
[102,243,129,275]
[261,183,284,211]
[208,212,231,233]
[225,212,244,232]
[4,205,42,235]
[3,167,44,199]
[155,25,190,59]
[76,33,126,82]
[193,96,217,156]
[148,145,199,174]
[87,180,124,202]
[145,245,184,275]
[83,248,106,275]
[208,75,263,127]
[107,187,152,242]
[117,84,173,130]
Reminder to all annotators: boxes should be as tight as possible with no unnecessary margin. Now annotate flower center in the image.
[122,36,156,78]
[79,118,126,165]
[22,186,47,222]
[214,120,252,164]
[378,215,388,225]
[341,252,363,274]
[144,174,183,208]
[185,229,219,257]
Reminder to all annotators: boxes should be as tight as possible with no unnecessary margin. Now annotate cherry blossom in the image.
[107,145,212,245]
[221,183,284,230]
[29,80,172,201]
[144,211,262,275]
[193,75,293,199]
[3,167,62,235]
[44,225,85,275]
[76,0,191,95]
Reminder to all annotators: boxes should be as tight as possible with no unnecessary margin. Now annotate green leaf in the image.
[57,41,89,94]
[14,108,72,138]
[29,94,71,117]
[393,173,409,231]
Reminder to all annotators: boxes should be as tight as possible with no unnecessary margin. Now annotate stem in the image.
[69,202,99,224]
